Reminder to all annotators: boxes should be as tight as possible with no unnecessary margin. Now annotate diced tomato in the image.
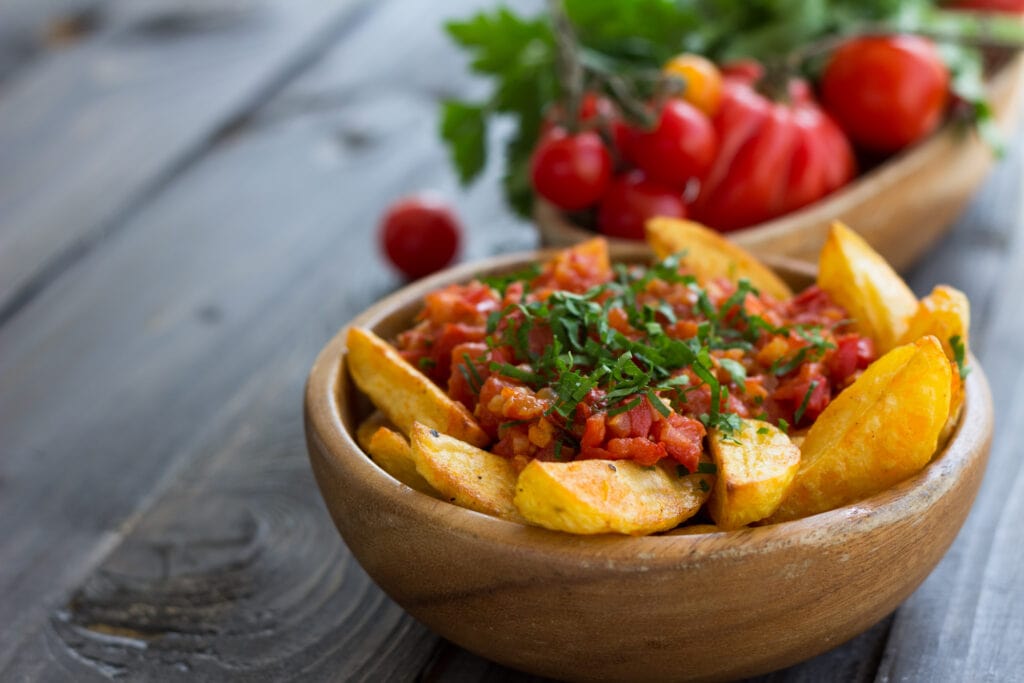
[447,342,490,409]
[827,334,876,386]
[422,281,500,326]
[581,414,606,448]
[607,437,667,466]
[653,413,705,472]
[773,363,832,426]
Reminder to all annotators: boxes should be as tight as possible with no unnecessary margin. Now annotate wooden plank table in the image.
[1,1,1022,680]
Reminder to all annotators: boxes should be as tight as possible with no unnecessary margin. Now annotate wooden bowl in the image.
[536,54,1024,272]
[304,246,993,683]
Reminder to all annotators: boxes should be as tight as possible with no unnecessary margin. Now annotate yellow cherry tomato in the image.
[662,53,723,117]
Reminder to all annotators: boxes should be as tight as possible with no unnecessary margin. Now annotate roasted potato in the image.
[356,412,436,496]
[898,285,970,438]
[409,422,524,522]
[346,327,489,447]
[768,336,952,523]
[514,458,713,535]
[707,419,801,530]
[817,221,918,353]
[646,217,793,300]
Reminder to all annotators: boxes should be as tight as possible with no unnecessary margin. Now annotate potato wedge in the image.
[514,458,713,535]
[356,413,436,496]
[707,419,800,530]
[646,217,793,300]
[346,327,489,447]
[898,284,970,438]
[817,221,918,353]
[409,422,524,522]
[767,336,952,523]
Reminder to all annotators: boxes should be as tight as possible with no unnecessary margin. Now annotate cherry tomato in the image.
[949,0,1024,11]
[597,171,687,241]
[821,35,950,153]
[662,53,724,116]
[693,76,855,231]
[530,128,612,211]
[380,196,460,279]
[622,99,717,189]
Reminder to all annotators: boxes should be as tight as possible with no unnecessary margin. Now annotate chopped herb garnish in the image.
[418,357,436,371]
[778,418,790,434]
[756,426,770,436]
[950,335,971,380]
[698,479,710,492]
[676,464,691,477]
[793,380,819,424]
[458,352,484,394]
[696,462,717,475]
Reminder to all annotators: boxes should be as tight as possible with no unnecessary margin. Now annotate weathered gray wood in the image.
[0,0,532,677]
[0,0,373,324]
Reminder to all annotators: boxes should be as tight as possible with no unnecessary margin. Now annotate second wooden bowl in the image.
[537,53,1024,272]
[305,247,993,682]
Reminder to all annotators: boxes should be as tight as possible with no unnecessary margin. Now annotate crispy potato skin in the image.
[767,336,952,523]
[409,422,524,522]
[708,419,800,530]
[346,327,489,447]
[356,413,437,496]
[514,459,713,535]
[646,217,793,300]
[899,285,970,440]
[817,222,918,353]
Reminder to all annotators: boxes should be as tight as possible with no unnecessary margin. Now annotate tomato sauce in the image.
[395,240,875,473]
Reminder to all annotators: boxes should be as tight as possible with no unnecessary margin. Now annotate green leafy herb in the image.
[794,380,819,424]
[950,334,971,380]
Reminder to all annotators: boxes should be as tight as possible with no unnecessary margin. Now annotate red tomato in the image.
[597,171,687,240]
[380,196,461,279]
[950,0,1024,11]
[530,128,612,211]
[621,99,717,188]
[692,76,855,232]
[821,35,950,153]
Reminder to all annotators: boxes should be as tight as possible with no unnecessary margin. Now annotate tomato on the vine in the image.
[821,35,950,153]
[597,171,687,240]
[692,75,855,231]
[662,53,723,116]
[380,196,461,279]
[530,127,613,211]
[621,99,717,189]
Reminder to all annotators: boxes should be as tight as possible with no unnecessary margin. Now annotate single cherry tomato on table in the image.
[662,53,724,116]
[379,195,461,279]
[530,127,613,211]
[692,75,855,232]
[597,171,687,240]
[621,99,717,189]
[821,35,950,153]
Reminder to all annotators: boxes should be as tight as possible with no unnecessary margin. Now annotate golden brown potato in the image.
[356,413,436,496]
[346,327,489,447]
[817,221,918,353]
[645,217,793,300]
[767,336,952,523]
[409,422,524,522]
[898,284,971,440]
[707,419,801,530]
[513,458,713,535]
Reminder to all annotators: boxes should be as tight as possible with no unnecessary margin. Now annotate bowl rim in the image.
[305,246,993,566]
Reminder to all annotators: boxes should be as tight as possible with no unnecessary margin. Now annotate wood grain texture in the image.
[0,0,372,323]
[0,0,531,678]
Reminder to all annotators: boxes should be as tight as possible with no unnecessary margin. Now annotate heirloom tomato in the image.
[693,74,855,232]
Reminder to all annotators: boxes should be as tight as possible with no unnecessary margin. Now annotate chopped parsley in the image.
[950,335,970,380]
